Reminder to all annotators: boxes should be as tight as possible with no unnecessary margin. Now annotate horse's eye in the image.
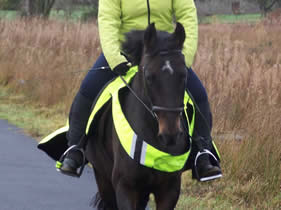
[179,71,187,79]
[178,67,188,78]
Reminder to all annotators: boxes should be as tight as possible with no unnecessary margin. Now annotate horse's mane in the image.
[122,28,184,66]
[121,30,145,66]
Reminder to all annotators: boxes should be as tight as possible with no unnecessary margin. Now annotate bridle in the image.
[120,49,187,121]
[143,50,186,117]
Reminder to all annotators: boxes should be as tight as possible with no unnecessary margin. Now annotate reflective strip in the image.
[140,142,148,165]
[130,133,137,158]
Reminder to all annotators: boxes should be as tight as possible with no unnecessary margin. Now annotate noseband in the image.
[142,50,186,119]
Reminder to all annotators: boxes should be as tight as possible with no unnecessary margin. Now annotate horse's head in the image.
[122,23,187,146]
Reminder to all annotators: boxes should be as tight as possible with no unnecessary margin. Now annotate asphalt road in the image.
[0,119,97,210]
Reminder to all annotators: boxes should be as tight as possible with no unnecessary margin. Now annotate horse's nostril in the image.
[158,133,177,146]
[177,131,184,139]
[158,133,164,142]
[158,130,185,146]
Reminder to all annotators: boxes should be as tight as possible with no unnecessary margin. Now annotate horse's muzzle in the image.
[158,132,185,146]
[157,112,182,133]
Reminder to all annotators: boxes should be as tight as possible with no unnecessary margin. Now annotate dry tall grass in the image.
[0,19,280,209]
[0,18,100,110]
[183,22,281,209]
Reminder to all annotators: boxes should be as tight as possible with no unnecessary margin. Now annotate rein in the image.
[146,0,151,25]
[119,75,157,119]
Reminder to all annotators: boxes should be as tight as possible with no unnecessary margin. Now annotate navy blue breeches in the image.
[79,53,212,140]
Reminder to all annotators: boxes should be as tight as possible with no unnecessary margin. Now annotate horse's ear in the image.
[144,23,157,51]
[173,22,186,49]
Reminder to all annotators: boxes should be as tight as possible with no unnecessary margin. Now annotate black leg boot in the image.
[59,92,93,177]
[192,101,222,182]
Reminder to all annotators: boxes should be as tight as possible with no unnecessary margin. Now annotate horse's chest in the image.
[115,148,179,184]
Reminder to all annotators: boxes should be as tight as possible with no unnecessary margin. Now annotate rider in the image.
[60,0,222,181]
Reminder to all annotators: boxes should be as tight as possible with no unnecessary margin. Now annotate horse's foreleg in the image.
[93,169,118,210]
[115,179,139,210]
[154,176,181,210]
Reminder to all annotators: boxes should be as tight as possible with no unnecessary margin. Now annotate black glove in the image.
[113,62,131,76]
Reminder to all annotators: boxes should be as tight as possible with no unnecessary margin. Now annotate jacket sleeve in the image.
[98,0,128,69]
[173,0,198,68]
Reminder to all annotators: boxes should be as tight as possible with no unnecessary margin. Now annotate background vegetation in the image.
[0,0,280,21]
[0,5,280,210]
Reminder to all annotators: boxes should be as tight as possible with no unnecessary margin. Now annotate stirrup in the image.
[56,145,86,178]
[194,149,222,182]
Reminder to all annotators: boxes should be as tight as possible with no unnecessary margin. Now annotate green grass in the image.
[0,7,96,21]
[0,9,87,21]
[199,13,262,24]
[50,8,94,21]
[0,10,18,19]
[176,195,233,210]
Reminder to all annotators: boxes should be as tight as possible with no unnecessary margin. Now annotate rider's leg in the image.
[60,53,117,176]
[186,68,222,181]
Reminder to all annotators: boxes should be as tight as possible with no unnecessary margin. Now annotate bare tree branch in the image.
[21,0,56,18]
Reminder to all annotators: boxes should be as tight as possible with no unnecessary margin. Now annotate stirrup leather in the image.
[194,149,222,182]
[56,145,86,178]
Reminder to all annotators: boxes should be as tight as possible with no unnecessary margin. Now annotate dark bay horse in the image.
[86,22,190,210]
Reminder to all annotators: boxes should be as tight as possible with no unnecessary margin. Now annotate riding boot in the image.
[192,136,222,181]
[59,92,93,177]
[192,101,222,182]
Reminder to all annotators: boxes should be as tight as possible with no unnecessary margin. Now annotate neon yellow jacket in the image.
[98,0,198,69]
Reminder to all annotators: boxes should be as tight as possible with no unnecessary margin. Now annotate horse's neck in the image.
[120,75,189,155]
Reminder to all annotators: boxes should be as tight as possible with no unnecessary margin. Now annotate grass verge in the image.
[0,86,66,140]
